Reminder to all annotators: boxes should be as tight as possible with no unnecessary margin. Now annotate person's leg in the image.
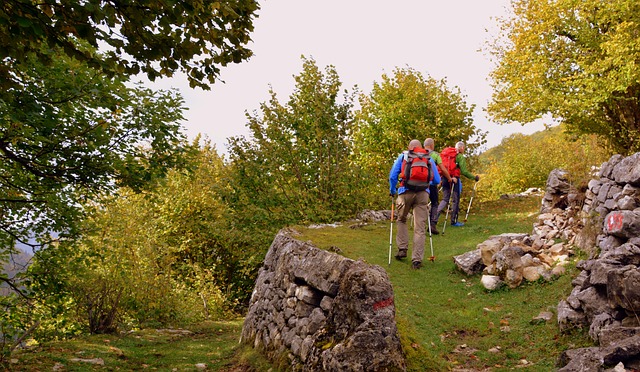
[411,191,429,266]
[436,178,451,217]
[395,192,414,258]
[451,181,461,224]
[428,184,439,234]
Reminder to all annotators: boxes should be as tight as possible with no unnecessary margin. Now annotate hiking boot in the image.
[430,224,439,235]
[411,261,423,270]
[451,222,465,227]
[395,251,407,260]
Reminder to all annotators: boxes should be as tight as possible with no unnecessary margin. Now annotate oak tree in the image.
[488,0,640,154]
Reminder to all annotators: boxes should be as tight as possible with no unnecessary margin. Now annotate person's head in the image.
[455,141,465,153]
[408,139,422,150]
[423,138,435,150]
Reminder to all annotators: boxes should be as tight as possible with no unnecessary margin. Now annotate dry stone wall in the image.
[453,169,576,290]
[557,153,640,371]
[241,230,406,371]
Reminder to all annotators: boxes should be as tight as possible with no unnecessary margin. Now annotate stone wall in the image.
[557,153,640,371]
[240,230,406,371]
[453,169,576,289]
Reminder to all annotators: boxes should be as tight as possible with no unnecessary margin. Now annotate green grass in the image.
[5,321,275,371]
[296,196,593,371]
[5,197,593,371]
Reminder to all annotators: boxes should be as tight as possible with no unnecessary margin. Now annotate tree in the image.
[478,125,610,201]
[227,57,362,226]
[0,0,259,91]
[0,47,189,286]
[488,0,640,155]
[25,143,259,336]
[353,67,485,206]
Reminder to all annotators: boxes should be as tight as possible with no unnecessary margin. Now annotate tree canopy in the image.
[0,0,259,91]
[353,67,484,205]
[0,46,189,269]
[488,0,640,154]
[228,57,363,225]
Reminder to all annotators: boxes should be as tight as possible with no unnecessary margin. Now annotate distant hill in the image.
[1,247,33,295]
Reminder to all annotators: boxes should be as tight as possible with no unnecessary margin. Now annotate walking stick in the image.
[388,196,395,266]
[442,181,454,235]
[427,209,435,262]
[464,181,478,222]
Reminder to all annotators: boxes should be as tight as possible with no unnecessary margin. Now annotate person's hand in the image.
[475,175,480,182]
[390,190,397,197]
[452,177,458,184]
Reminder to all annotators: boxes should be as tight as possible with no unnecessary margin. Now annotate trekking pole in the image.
[464,181,478,222]
[427,212,435,262]
[388,196,395,266]
[441,182,454,235]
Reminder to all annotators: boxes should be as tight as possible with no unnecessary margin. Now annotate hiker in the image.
[389,139,440,269]
[436,141,479,227]
[423,138,452,235]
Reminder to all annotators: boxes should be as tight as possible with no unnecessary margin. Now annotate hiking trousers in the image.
[437,178,461,223]
[429,184,439,227]
[395,190,429,263]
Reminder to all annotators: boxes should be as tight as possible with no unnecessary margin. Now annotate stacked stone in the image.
[241,231,406,371]
[454,169,575,289]
[557,153,640,371]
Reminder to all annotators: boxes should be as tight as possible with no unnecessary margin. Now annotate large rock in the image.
[241,231,406,371]
[453,249,484,275]
[604,210,640,239]
[558,334,640,371]
[612,153,640,186]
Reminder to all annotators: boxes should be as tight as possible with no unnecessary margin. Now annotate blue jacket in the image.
[389,152,440,195]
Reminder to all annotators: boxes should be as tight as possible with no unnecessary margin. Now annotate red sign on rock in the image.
[606,213,624,232]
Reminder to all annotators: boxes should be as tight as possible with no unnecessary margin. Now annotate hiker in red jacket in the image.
[436,141,479,227]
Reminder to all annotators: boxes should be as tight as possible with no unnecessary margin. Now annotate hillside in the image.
[5,196,593,371]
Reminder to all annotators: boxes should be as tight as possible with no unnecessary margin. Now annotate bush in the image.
[479,126,610,200]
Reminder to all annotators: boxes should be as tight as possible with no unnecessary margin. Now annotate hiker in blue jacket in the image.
[389,139,440,270]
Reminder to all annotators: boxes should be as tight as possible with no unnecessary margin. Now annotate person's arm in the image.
[456,154,476,180]
[389,153,404,195]
[430,158,440,185]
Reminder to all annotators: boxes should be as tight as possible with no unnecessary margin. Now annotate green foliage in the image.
[488,0,640,154]
[228,56,364,226]
[24,144,260,337]
[353,67,486,207]
[0,0,259,90]
[0,45,188,258]
[478,125,611,200]
[0,45,192,352]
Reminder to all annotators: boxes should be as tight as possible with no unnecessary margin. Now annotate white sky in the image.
[147,0,550,154]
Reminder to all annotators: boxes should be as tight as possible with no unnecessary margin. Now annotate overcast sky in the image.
[148,0,549,154]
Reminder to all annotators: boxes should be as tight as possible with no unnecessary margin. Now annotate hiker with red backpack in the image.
[423,138,453,235]
[436,141,480,228]
[389,139,440,270]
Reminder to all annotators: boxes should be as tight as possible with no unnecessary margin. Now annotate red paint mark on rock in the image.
[607,213,624,231]
[373,297,394,311]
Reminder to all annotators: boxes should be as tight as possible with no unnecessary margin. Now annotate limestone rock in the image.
[481,275,503,291]
[453,249,484,275]
[241,231,406,371]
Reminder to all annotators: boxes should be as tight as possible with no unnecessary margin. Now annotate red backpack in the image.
[400,147,433,191]
[440,146,461,177]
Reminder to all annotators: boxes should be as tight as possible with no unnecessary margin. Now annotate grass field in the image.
[5,197,593,371]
